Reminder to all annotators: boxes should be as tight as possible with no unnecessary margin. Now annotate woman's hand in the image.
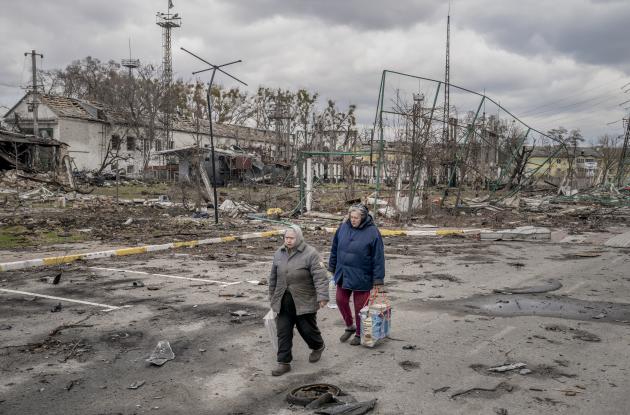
[319,300,329,308]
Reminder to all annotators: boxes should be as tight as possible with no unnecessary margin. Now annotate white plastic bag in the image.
[327,277,337,309]
[263,309,278,351]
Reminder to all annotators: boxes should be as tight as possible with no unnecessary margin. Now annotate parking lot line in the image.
[89,267,242,286]
[0,288,121,311]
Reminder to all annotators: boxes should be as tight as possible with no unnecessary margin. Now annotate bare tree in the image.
[597,134,621,185]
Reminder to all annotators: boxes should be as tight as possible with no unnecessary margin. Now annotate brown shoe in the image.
[309,346,325,363]
[272,363,291,376]
[349,336,361,346]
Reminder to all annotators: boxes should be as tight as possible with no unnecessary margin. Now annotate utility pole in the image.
[616,117,630,187]
[24,50,43,138]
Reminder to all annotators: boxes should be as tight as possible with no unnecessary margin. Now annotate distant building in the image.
[3,93,285,178]
[525,146,607,187]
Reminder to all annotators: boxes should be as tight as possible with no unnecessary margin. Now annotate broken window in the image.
[142,138,151,153]
[111,135,121,150]
[127,137,136,151]
[155,140,162,152]
[127,165,134,174]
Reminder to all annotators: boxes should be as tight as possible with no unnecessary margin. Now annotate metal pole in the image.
[373,71,387,215]
[206,70,219,224]
[30,50,39,138]
[305,157,313,212]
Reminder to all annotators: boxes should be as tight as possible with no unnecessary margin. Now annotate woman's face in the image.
[284,230,297,249]
[350,211,362,228]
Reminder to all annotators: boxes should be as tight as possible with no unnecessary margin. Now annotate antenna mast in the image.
[156,0,181,149]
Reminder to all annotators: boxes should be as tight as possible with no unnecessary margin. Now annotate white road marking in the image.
[90,267,241,287]
[0,288,121,311]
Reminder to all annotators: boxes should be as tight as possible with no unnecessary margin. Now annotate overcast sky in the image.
[1,0,629,141]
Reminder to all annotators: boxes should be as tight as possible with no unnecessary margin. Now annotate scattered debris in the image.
[219,199,258,218]
[519,368,532,375]
[487,362,527,373]
[146,341,175,366]
[450,382,514,399]
[314,399,377,415]
[127,380,146,390]
[51,303,63,313]
[480,226,551,241]
[402,344,417,350]
[305,392,335,410]
[0,324,12,330]
[230,310,252,317]
[124,218,133,226]
[286,383,341,407]
[131,281,145,288]
[399,360,420,371]
[52,272,62,285]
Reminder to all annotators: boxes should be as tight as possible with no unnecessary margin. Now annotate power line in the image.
[516,76,627,116]
[521,90,626,118]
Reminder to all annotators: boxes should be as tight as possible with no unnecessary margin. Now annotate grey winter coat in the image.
[269,240,329,315]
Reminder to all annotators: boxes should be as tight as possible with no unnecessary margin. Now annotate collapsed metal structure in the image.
[297,70,569,216]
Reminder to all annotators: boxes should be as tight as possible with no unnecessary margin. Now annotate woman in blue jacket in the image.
[328,203,385,345]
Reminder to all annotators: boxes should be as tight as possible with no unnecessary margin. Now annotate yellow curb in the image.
[42,254,84,266]
[115,247,149,256]
[380,229,407,237]
[173,241,199,248]
[436,229,465,236]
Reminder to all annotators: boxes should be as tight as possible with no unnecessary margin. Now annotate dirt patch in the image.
[544,323,601,342]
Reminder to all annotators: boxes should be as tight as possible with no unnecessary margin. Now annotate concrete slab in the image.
[605,231,630,248]
[480,226,551,241]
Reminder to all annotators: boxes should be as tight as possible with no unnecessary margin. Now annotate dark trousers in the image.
[277,291,324,364]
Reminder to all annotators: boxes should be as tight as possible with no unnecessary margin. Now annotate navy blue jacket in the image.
[328,214,385,291]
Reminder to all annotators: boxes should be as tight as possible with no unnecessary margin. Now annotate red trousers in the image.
[336,285,371,336]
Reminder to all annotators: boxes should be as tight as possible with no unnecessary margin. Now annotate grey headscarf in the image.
[284,224,304,248]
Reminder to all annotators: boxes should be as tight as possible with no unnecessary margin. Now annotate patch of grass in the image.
[0,226,30,249]
[40,230,87,245]
[0,225,87,249]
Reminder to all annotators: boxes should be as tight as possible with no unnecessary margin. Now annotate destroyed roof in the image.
[172,116,281,144]
[5,93,280,144]
[155,144,258,159]
[0,129,67,147]
[528,146,603,158]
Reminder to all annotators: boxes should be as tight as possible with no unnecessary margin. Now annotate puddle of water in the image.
[408,294,630,323]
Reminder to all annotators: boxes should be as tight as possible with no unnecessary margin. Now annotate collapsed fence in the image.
[294,69,574,218]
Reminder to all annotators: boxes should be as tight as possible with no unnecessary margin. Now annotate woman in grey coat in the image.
[268,225,329,376]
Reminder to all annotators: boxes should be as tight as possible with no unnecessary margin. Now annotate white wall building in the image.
[3,93,284,177]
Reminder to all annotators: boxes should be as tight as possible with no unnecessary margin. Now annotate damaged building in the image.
[3,92,288,179]
[0,129,69,176]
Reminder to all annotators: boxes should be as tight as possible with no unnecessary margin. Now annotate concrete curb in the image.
[0,230,285,272]
[323,227,484,237]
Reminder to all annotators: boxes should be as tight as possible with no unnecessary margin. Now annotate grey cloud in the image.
[455,0,630,68]
[217,0,444,29]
